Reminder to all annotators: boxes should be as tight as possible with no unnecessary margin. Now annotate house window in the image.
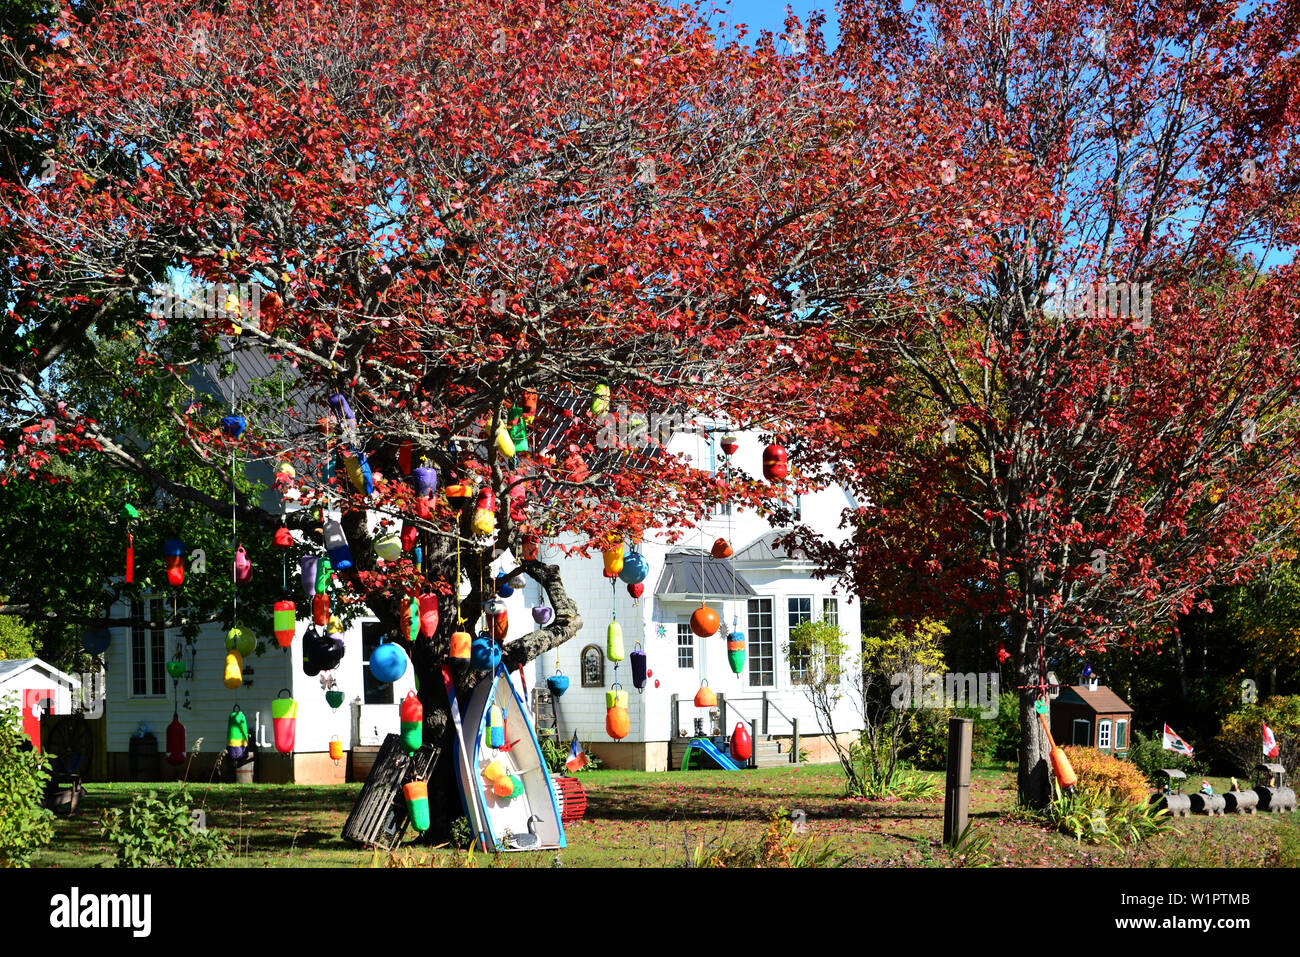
[1115,719,1128,751]
[1072,719,1091,746]
[747,598,774,687]
[130,598,168,697]
[792,493,802,522]
[1098,719,1112,751]
[361,622,394,705]
[822,598,839,628]
[676,623,695,668]
[787,597,813,683]
[580,645,605,687]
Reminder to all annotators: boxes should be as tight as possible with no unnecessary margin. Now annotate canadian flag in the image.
[1162,723,1194,758]
[1263,722,1279,759]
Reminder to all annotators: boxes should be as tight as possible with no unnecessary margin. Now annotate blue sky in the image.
[707,0,840,50]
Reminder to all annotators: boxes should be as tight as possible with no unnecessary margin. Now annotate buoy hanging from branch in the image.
[690,605,720,639]
[630,643,647,691]
[694,680,716,708]
[618,550,648,585]
[274,600,296,648]
[418,594,439,638]
[762,443,788,481]
[272,691,297,754]
[164,538,186,587]
[472,488,496,537]
[234,545,252,584]
[323,521,354,570]
[400,690,423,753]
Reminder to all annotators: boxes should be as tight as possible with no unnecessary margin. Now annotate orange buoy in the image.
[449,630,472,660]
[711,537,733,559]
[690,605,720,638]
[694,680,717,708]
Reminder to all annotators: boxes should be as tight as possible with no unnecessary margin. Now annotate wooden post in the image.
[943,717,973,845]
[717,693,726,741]
[750,719,759,769]
[792,718,799,764]
[762,692,770,735]
[670,694,679,742]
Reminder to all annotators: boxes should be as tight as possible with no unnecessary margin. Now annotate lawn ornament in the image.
[220,414,246,438]
[323,520,354,570]
[418,593,439,638]
[472,487,496,536]
[370,638,408,684]
[234,545,252,584]
[83,627,112,655]
[730,722,752,762]
[404,781,430,832]
[227,624,256,657]
[694,680,716,708]
[272,690,298,754]
[690,605,720,639]
[619,549,649,585]
[727,632,746,675]
[607,620,625,661]
[227,706,249,763]
[413,464,438,496]
[274,599,296,647]
[374,532,402,561]
[630,643,647,691]
[274,526,294,548]
[711,538,733,559]
[223,650,243,690]
[450,629,472,660]
[400,690,423,752]
[547,665,570,697]
[164,538,186,587]
[762,443,788,481]
[166,712,186,766]
[720,435,739,456]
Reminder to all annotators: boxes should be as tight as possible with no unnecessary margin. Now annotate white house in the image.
[0,657,82,754]
[526,426,865,772]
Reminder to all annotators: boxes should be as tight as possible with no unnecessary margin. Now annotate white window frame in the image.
[1098,719,1112,751]
[676,622,695,669]
[1071,719,1091,746]
[787,596,814,683]
[822,597,839,628]
[129,597,169,699]
[1114,719,1128,751]
[747,598,774,688]
[360,619,394,705]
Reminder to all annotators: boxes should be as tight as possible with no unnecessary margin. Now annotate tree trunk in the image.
[1014,615,1051,809]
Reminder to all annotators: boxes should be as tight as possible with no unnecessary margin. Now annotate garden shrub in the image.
[0,704,54,867]
[1215,695,1300,775]
[1062,745,1151,805]
[683,808,843,868]
[1125,729,1200,784]
[99,788,230,867]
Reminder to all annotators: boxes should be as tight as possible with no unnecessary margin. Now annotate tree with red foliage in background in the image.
[0,0,947,832]
[786,0,1300,806]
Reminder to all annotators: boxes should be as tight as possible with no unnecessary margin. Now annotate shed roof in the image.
[655,549,757,598]
[734,530,807,563]
[1056,684,1133,714]
[0,657,81,689]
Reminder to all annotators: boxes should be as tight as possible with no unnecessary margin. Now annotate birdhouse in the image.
[412,465,437,497]
[374,532,402,562]
[274,526,294,549]
[400,690,423,752]
[720,435,739,456]
[694,680,716,708]
[619,550,649,585]
[323,520,354,570]
[627,582,644,600]
[762,443,788,481]
[164,538,186,587]
[690,605,720,639]
[369,639,407,684]
[606,705,629,740]
[299,555,318,598]
[223,650,244,690]
[532,605,554,625]
[607,620,625,661]
[272,691,298,754]
[404,781,430,832]
[166,713,186,766]
[450,630,472,660]
[727,632,747,675]
[234,545,253,584]
[730,722,752,762]
[82,627,112,655]
[630,644,647,690]
[418,593,439,638]
[472,488,496,536]
[220,415,246,438]
[711,538,733,559]
[273,599,296,648]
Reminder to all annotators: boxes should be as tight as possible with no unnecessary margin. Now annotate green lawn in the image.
[34,765,1300,868]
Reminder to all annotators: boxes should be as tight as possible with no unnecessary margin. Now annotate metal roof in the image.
[655,548,756,598]
[734,530,806,563]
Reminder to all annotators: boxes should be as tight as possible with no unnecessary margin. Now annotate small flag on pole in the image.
[1263,722,1279,759]
[1162,723,1194,758]
[565,731,589,772]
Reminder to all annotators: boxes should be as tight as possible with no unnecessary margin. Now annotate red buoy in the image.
[730,722,752,762]
[762,443,788,481]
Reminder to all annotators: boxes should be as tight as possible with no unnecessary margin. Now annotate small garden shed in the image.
[1051,682,1133,756]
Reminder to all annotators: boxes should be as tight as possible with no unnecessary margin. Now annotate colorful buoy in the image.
[234,545,253,584]
[164,538,186,587]
[730,722,752,762]
[272,691,298,754]
[323,521,354,570]
[471,487,496,537]
[165,712,186,766]
[694,680,716,708]
[618,550,649,585]
[450,630,472,660]
[690,605,720,639]
[418,593,439,639]
[727,631,747,675]
[370,639,408,684]
[404,780,430,831]
[532,605,554,625]
[400,690,423,752]
[711,537,733,559]
[607,620,625,661]
[763,443,788,481]
[274,599,296,648]
[630,644,647,691]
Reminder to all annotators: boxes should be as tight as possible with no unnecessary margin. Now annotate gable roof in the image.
[1056,684,1132,714]
[734,530,807,563]
[0,657,81,689]
[655,549,757,598]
